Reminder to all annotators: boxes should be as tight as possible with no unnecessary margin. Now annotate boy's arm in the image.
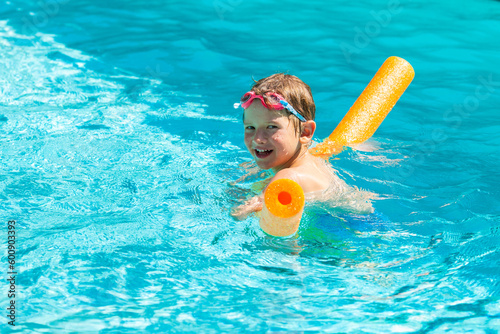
[231,170,301,221]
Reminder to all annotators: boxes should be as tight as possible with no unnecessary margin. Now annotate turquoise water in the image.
[1,0,500,332]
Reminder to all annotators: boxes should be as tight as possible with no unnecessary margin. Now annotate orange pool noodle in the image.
[311,56,414,157]
[260,179,305,237]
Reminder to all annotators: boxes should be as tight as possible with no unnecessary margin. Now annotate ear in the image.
[299,120,316,145]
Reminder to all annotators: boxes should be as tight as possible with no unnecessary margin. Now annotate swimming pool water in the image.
[1,0,500,332]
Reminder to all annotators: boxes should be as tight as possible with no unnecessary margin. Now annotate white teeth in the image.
[256,149,271,153]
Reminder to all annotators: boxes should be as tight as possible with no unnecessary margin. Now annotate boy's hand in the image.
[230,196,263,221]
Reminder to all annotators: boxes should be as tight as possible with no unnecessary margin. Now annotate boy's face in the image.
[243,100,302,172]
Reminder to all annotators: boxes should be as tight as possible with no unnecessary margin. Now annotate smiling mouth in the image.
[255,149,273,159]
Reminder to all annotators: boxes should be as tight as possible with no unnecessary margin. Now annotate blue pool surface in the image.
[1,0,500,332]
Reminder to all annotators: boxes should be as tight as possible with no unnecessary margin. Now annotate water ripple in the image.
[2,0,500,332]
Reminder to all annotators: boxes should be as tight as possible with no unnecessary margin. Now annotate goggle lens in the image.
[240,93,253,104]
[264,94,281,106]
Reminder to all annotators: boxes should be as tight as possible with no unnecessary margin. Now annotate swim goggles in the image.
[234,91,307,122]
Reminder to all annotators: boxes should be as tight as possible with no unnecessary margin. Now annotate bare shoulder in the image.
[271,168,299,181]
[269,160,334,194]
[264,168,301,191]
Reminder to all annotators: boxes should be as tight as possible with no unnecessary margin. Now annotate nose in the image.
[253,128,267,144]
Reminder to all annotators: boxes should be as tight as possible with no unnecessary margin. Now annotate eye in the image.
[245,126,255,130]
[267,125,278,129]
